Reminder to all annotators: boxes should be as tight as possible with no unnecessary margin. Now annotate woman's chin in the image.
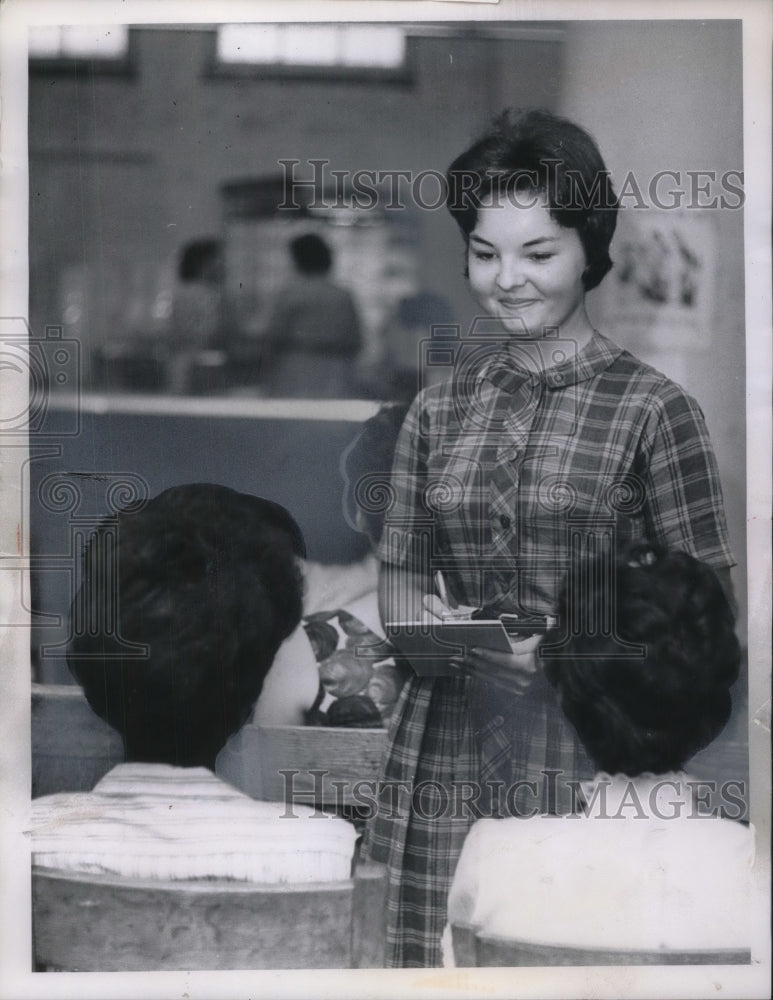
[501,321,541,339]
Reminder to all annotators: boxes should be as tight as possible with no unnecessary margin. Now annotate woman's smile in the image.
[498,297,540,308]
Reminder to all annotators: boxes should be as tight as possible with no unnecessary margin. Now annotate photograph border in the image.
[1,2,770,998]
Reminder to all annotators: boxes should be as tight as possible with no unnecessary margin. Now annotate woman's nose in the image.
[495,257,525,290]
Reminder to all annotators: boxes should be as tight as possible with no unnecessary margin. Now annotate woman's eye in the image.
[529,252,554,262]
[470,250,496,262]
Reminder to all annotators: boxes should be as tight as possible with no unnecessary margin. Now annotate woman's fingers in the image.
[439,620,543,695]
[422,594,478,620]
[422,594,448,620]
[470,646,537,674]
[456,644,540,695]
[506,632,543,655]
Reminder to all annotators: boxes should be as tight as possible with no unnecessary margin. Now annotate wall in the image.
[558,20,747,636]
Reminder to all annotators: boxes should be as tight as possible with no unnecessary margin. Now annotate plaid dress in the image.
[365,331,734,968]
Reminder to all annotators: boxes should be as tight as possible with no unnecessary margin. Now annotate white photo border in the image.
[1,2,770,998]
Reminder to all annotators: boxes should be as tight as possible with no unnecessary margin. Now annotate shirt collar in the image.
[480,331,623,393]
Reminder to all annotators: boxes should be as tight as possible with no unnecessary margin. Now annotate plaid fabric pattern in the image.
[366,332,734,968]
[378,331,734,615]
[363,676,479,968]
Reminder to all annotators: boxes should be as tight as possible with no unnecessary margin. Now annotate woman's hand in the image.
[449,633,543,697]
[419,593,543,696]
[422,594,478,621]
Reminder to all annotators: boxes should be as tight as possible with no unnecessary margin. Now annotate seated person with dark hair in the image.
[29,484,356,883]
[444,542,754,963]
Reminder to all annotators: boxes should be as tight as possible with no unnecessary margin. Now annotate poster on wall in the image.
[0,2,770,1000]
[603,210,718,339]
[594,210,720,386]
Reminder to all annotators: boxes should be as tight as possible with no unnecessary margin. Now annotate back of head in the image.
[67,484,306,768]
[446,108,618,291]
[542,542,741,776]
[342,403,411,547]
[290,233,332,276]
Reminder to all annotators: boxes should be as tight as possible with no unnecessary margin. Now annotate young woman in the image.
[365,109,736,967]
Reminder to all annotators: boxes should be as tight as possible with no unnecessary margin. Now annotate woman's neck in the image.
[502,325,596,374]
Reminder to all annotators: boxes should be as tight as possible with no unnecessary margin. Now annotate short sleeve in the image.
[638,385,735,569]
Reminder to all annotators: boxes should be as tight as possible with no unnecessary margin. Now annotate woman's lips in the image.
[499,298,539,308]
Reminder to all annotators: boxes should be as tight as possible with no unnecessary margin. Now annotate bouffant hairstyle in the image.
[342,402,411,546]
[67,484,306,768]
[446,108,619,291]
[290,232,333,276]
[542,542,740,776]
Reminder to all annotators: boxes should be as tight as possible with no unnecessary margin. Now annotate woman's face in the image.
[467,195,591,342]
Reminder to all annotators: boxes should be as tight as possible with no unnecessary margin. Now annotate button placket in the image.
[488,379,540,552]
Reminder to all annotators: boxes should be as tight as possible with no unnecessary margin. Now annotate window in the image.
[29,24,132,73]
[213,23,409,80]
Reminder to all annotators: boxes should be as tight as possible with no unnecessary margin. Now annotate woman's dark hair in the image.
[446,108,619,291]
[67,484,306,768]
[290,233,333,275]
[178,239,222,282]
[542,542,741,776]
[342,403,411,546]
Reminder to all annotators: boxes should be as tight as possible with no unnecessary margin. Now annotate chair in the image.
[450,924,751,967]
[33,862,386,971]
[31,687,389,969]
[220,723,388,808]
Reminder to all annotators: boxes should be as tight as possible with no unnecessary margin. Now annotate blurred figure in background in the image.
[168,239,227,394]
[372,291,455,402]
[261,233,363,398]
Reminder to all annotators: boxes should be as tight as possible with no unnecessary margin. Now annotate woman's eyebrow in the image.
[522,236,560,248]
[469,234,494,246]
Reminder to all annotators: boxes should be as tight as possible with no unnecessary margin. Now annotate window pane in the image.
[280,25,339,65]
[217,23,280,64]
[28,26,63,57]
[214,22,406,71]
[340,26,405,67]
[62,25,128,58]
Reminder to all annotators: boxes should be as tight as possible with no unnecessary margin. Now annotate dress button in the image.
[500,514,511,530]
[493,715,504,727]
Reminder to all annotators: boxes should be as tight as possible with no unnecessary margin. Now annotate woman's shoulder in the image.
[598,337,704,411]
